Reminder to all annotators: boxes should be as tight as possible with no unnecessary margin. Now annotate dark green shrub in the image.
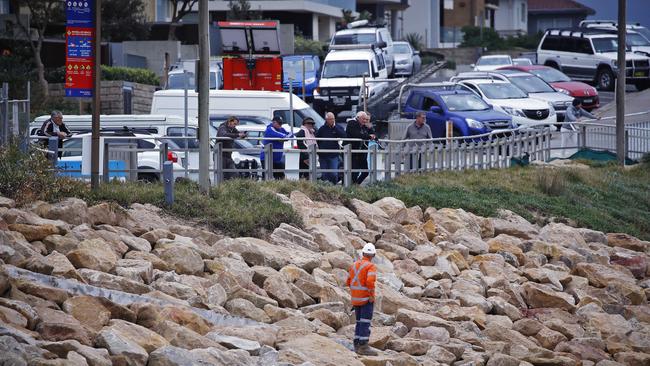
[101,65,160,86]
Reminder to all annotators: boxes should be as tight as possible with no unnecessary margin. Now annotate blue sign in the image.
[66,0,94,26]
[66,28,93,58]
[66,88,93,97]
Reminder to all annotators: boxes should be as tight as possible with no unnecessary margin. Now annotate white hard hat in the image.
[362,243,376,255]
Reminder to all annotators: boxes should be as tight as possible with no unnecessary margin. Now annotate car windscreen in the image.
[322,60,370,78]
[394,44,411,54]
[167,72,217,89]
[531,68,571,82]
[636,27,650,43]
[478,83,527,99]
[440,94,490,111]
[477,57,510,66]
[283,59,316,74]
[508,75,555,93]
[332,33,376,45]
[592,37,631,53]
[513,59,532,66]
[628,32,650,46]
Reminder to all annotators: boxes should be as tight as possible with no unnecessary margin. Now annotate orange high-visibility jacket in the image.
[346,257,377,306]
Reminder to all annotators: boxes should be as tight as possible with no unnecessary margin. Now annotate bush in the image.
[295,36,327,59]
[460,26,542,51]
[535,168,566,196]
[101,65,160,86]
[404,33,423,51]
[0,143,86,205]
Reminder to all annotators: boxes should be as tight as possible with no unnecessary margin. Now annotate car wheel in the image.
[597,68,615,91]
[634,81,650,91]
[137,173,159,183]
[545,61,560,70]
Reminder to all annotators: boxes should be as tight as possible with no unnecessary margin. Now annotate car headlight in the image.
[502,106,525,117]
[565,101,573,107]
[320,89,329,96]
[305,77,316,84]
[351,87,360,95]
[397,59,409,65]
[556,88,571,95]
[466,118,484,129]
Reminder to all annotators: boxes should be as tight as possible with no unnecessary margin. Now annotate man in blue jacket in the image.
[316,112,346,184]
[260,116,293,179]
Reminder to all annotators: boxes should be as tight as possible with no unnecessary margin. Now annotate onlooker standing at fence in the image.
[564,99,600,129]
[260,116,293,179]
[316,112,346,184]
[217,116,247,180]
[295,117,317,179]
[403,111,432,169]
[39,110,71,155]
[345,111,376,185]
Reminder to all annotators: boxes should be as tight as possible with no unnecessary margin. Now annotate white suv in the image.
[313,45,390,118]
[537,28,650,91]
[329,20,395,77]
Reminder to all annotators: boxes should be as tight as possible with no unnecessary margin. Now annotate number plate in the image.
[582,98,593,104]
[634,71,647,77]
[332,96,347,105]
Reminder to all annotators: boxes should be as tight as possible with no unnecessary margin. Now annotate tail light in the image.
[167,151,178,163]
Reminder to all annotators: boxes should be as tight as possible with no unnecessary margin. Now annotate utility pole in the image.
[616,0,626,165]
[91,0,102,189]
[198,0,210,193]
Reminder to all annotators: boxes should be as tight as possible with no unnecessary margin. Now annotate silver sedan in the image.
[393,41,421,77]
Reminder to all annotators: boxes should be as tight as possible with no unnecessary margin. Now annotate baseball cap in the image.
[272,116,283,124]
[302,118,315,125]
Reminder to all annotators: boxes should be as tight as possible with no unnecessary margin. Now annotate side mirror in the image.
[373,71,379,78]
[377,41,387,49]
[429,106,442,114]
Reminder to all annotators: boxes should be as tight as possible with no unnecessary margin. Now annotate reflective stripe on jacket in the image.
[346,257,377,306]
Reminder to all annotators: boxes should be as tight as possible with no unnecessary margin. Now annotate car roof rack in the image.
[329,43,378,51]
[346,19,387,29]
[545,27,617,38]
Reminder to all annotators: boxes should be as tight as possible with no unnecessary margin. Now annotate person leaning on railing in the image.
[403,111,432,169]
[564,99,601,131]
[295,117,317,179]
[345,111,376,185]
[39,110,71,156]
[316,112,346,184]
[260,116,293,180]
[217,116,247,180]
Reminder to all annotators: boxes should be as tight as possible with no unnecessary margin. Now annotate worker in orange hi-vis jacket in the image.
[346,242,378,356]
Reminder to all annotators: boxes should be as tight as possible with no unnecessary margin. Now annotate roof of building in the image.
[528,0,596,15]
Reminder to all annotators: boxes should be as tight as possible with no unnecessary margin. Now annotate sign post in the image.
[65,0,100,187]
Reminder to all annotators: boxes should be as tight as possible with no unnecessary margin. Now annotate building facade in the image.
[494,0,528,36]
[528,0,595,34]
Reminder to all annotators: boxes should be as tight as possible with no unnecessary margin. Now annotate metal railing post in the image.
[1,83,8,145]
[625,129,629,160]
[343,144,352,188]
[580,125,587,149]
[384,142,392,181]
[48,137,59,167]
[369,143,378,184]
[129,142,137,182]
[163,161,174,206]
[395,143,402,176]
[308,143,317,183]
[102,142,110,183]
[264,143,273,180]
[213,142,223,185]
[160,142,168,173]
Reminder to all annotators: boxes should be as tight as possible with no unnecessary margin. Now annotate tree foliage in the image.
[168,0,198,39]
[227,0,263,20]
[102,0,150,42]
[8,0,64,98]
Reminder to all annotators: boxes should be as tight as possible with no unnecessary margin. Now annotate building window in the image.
[156,0,169,22]
[0,0,9,14]
[521,2,526,23]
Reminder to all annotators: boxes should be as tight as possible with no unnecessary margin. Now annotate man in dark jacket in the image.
[345,111,376,184]
[316,112,346,184]
[217,116,246,180]
[39,110,71,155]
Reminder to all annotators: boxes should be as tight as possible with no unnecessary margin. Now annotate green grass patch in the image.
[2,143,649,240]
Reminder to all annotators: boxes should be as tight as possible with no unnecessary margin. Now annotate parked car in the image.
[393,41,421,77]
[282,55,320,101]
[512,58,533,66]
[473,55,513,71]
[402,88,514,138]
[580,19,650,42]
[499,65,600,111]
[456,79,557,128]
[536,28,650,91]
[329,20,395,76]
[313,45,390,118]
[58,131,184,182]
[453,71,575,121]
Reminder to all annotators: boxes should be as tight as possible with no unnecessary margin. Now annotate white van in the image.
[150,89,325,129]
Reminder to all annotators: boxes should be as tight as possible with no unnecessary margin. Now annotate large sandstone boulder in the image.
[278,334,364,366]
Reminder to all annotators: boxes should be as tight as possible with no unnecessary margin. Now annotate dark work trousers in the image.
[353,301,374,346]
[222,154,236,180]
[351,152,368,184]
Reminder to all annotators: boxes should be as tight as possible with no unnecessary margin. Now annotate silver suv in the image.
[537,28,650,91]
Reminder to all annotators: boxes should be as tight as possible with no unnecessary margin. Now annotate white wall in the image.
[400,0,440,48]
[495,0,528,35]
